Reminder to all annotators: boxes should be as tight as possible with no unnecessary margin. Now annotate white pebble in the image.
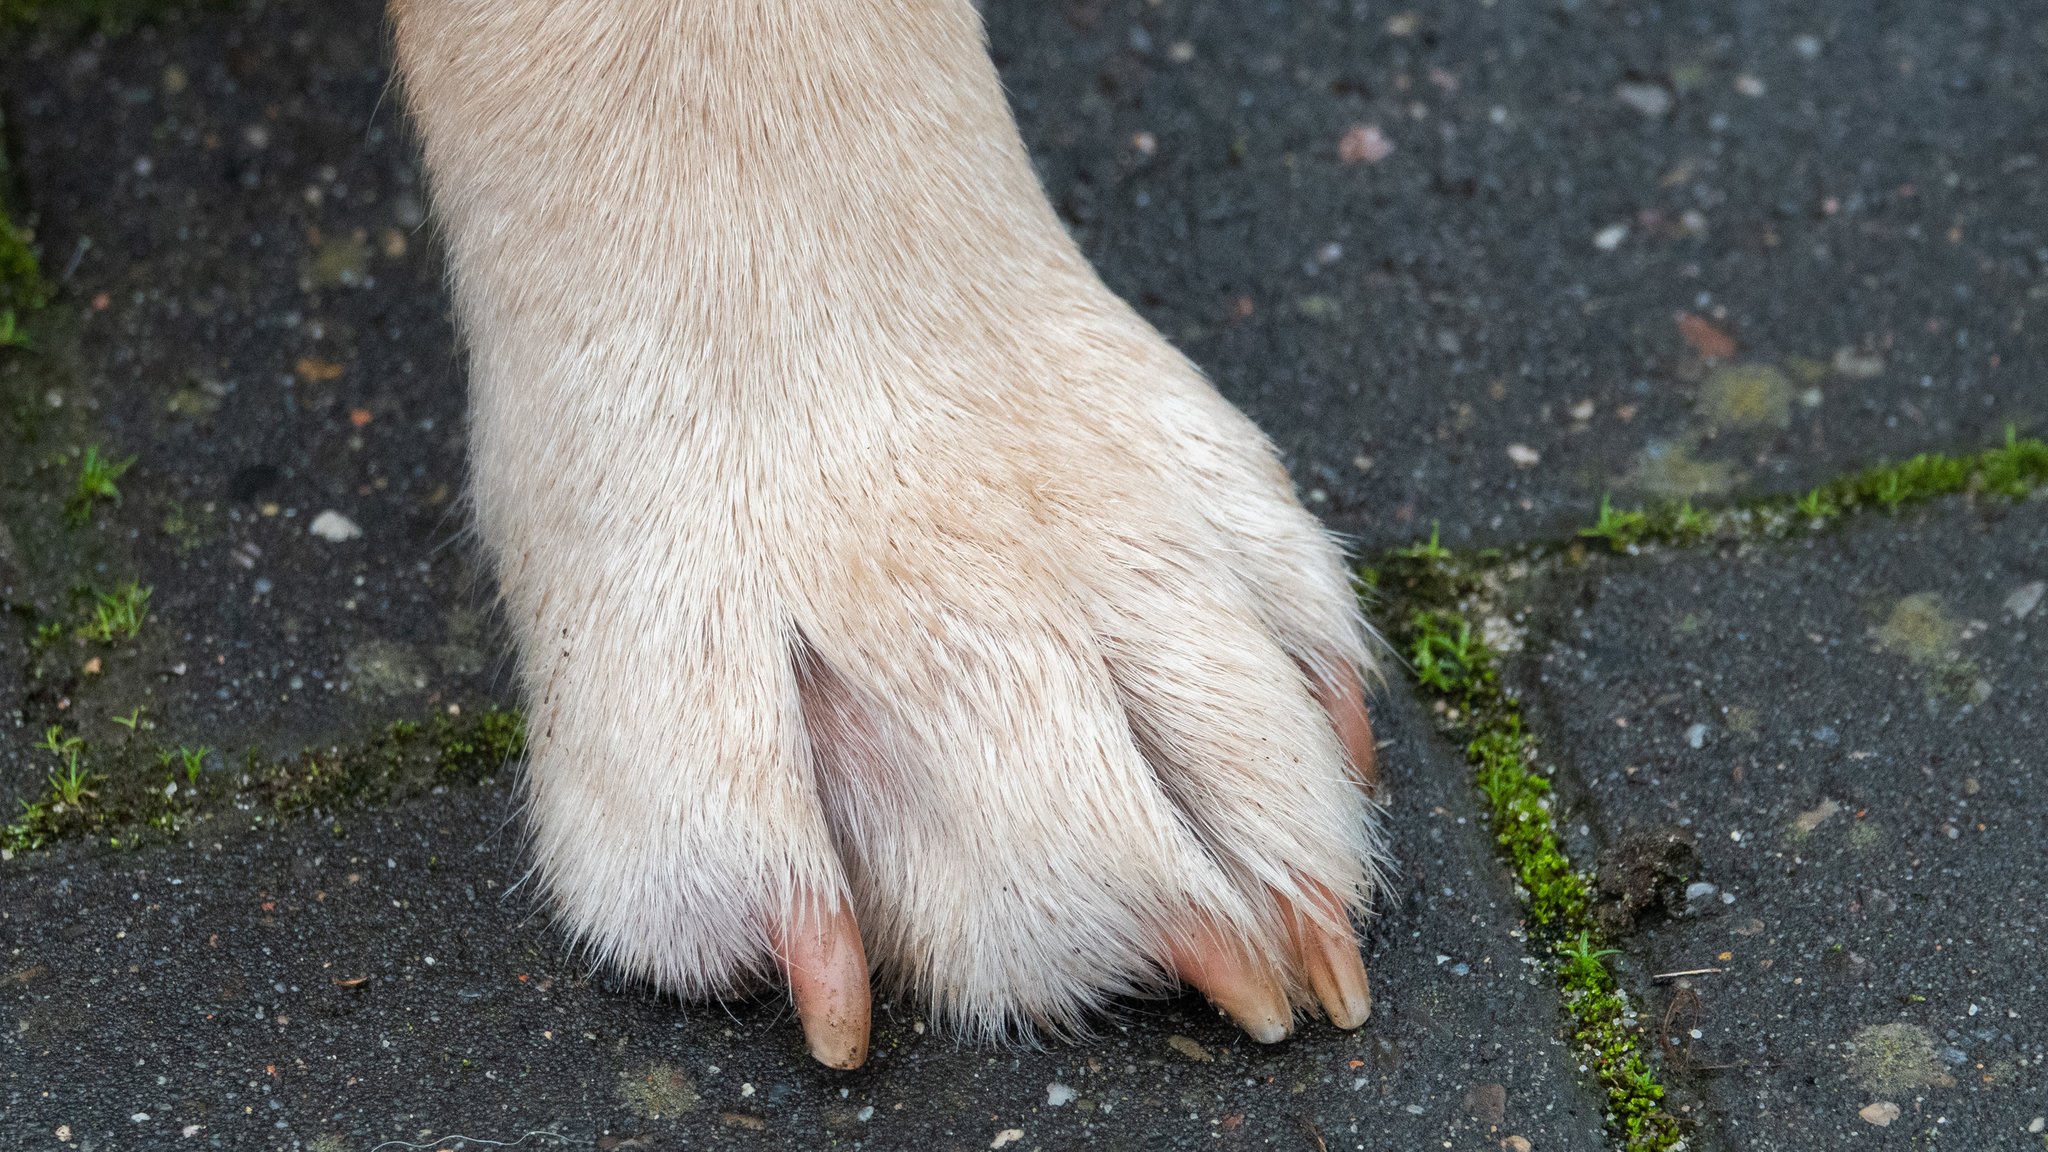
[2005,581,2044,620]
[1615,83,1672,118]
[309,510,362,542]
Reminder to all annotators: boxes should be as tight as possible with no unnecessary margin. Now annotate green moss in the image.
[254,707,527,815]
[0,211,41,346]
[1579,495,1651,552]
[0,213,40,311]
[1583,426,2048,553]
[1374,426,2048,1147]
[1377,550,1682,1150]
[2,707,526,857]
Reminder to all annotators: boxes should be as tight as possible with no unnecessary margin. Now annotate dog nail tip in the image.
[1168,916,1293,1044]
[778,895,872,1073]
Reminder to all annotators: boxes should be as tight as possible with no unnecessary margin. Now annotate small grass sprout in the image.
[1794,486,1838,520]
[1666,499,1709,541]
[0,307,29,349]
[1579,494,1649,551]
[48,756,97,807]
[81,582,150,643]
[38,724,82,758]
[1409,610,1488,694]
[111,705,147,731]
[37,725,96,808]
[1556,929,1621,986]
[1393,521,1452,563]
[175,745,209,785]
[65,445,136,525]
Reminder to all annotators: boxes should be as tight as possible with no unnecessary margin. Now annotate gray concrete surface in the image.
[1515,498,2048,1149]
[2,685,1609,1151]
[992,1,2048,549]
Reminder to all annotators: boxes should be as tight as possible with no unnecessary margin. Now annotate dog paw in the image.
[481,293,1389,1065]
[394,0,1389,1068]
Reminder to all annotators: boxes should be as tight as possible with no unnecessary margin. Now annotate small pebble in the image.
[1859,1101,1900,1127]
[1338,123,1394,164]
[309,510,362,542]
[1046,1083,1076,1107]
[1615,82,1672,118]
[1593,223,1629,251]
[1832,347,1884,378]
[2005,581,2045,620]
[990,1129,1025,1149]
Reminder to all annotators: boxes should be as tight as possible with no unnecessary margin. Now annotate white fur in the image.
[392,0,1388,1040]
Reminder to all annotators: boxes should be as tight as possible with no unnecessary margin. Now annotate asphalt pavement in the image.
[3,1,2045,1149]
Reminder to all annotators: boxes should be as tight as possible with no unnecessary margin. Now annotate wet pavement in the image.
[3,0,2046,1149]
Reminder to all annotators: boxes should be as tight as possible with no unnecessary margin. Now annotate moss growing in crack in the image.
[0,211,41,320]
[0,99,47,332]
[1375,547,1682,1150]
[2,707,526,857]
[252,707,527,816]
[1370,427,2048,1148]
[0,216,41,349]
[1580,427,2048,553]
[1792,426,2046,519]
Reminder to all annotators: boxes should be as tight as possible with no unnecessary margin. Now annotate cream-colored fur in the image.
[391,0,1387,1040]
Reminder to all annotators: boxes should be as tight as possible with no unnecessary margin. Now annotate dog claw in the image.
[1168,916,1294,1043]
[1282,884,1373,1029]
[776,896,871,1069]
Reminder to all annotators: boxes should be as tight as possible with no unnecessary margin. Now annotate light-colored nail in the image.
[776,896,872,1069]
[1168,917,1294,1043]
